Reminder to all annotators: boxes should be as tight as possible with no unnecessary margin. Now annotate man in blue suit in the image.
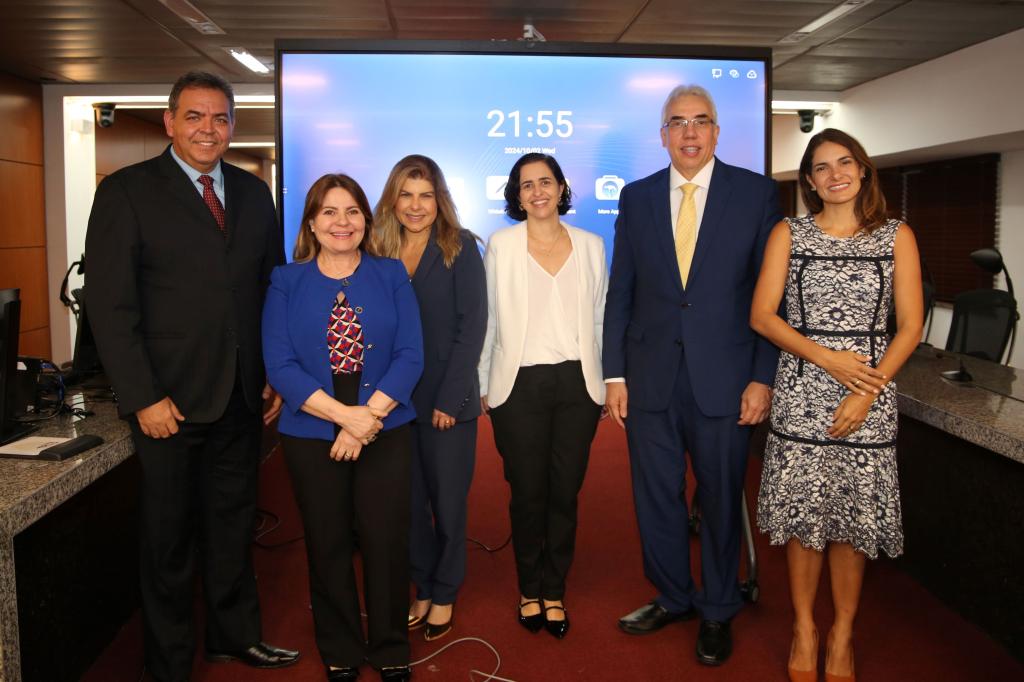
[603,85,780,665]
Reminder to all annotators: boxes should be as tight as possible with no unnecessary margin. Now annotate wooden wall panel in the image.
[143,122,169,160]
[0,160,45,247]
[0,72,43,165]
[0,247,50,333]
[224,150,262,178]
[18,326,51,358]
[0,71,49,359]
[94,112,147,177]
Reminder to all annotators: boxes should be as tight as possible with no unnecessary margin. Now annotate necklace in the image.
[528,227,564,257]
[318,251,361,282]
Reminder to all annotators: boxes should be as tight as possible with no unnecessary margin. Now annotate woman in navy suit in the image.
[369,155,487,642]
[263,173,423,682]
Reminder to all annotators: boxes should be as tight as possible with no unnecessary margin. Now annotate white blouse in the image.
[521,248,580,366]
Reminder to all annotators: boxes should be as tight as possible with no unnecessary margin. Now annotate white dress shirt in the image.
[668,157,715,242]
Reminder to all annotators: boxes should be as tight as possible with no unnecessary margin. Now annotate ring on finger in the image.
[852,378,861,386]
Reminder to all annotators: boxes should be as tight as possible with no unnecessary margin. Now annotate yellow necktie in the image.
[675,183,699,286]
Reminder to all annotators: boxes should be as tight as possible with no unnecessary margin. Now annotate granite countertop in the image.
[896,346,1024,464]
[0,392,132,537]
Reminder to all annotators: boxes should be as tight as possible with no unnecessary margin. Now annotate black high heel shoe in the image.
[518,598,544,633]
[544,604,570,639]
[424,605,454,642]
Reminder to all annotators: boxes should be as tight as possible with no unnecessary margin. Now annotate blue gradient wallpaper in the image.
[279,51,767,260]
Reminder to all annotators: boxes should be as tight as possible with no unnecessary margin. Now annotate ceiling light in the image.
[157,0,225,35]
[227,48,270,74]
[778,0,874,43]
[771,100,836,115]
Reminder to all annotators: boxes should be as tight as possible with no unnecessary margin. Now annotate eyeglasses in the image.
[661,116,715,132]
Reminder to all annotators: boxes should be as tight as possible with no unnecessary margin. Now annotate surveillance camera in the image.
[797,109,815,134]
[94,103,116,128]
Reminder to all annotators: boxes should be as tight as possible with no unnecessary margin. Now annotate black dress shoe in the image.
[544,604,570,639]
[327,667,360,681]
[696,620,732,666]
[518,598,544,633]
[379,665,412,681]
[206,641,300,668]
[618,601,697,635]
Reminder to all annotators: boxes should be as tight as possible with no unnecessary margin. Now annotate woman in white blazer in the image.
[479,153,607,639]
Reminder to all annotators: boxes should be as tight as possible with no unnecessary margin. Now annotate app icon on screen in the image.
[595,175,625,201]
[711,68,723,79]
[747,69,758,79]
[486,176,509,201]
[729,69,740,78]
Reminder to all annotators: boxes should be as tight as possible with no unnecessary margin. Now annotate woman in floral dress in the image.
[751,129,923,682]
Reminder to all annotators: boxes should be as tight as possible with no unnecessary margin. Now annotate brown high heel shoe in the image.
[824,631,855,682]
[787,629,818,682]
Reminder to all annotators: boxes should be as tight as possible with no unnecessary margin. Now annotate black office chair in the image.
[886,279,935,338]
[944,288,1017,362]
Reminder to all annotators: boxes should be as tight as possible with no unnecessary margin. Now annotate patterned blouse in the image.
[327,295,365,374]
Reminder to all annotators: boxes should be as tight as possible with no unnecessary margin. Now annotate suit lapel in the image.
[222,162,242,245]
[650,169,684,296]
[687,159,731,286]
[157,147,226,238]
[412,236,442,285]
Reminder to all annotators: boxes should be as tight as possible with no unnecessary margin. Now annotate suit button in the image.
[680,303,690,308]
[675,339,683,346]
[355,306,364,314]
[367,343,374,350]
[362,383,370,388]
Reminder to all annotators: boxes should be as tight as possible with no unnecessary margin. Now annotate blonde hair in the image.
[369,155,471,268]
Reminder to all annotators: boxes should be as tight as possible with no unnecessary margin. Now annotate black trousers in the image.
[409,418,477,605]
[281,372,411,670]
[131,377,262,682]
[489,361,601,600]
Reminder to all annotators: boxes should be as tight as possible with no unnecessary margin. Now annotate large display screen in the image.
[277,41,770,259]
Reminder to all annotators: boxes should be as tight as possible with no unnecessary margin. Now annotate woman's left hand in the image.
[432,409,457,431]
[330,429,364,462]
[828,393,874,439]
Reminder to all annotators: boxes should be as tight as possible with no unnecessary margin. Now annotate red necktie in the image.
[198,175,226,233]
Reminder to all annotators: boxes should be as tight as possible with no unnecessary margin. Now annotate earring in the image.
[518,203,524,210]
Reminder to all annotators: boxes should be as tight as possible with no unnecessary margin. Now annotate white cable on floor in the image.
[410,635,519,682]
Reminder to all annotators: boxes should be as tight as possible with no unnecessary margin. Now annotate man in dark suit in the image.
[603,85,780,665]
[85,71,297,682]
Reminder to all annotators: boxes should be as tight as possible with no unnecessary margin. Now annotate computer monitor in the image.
[0,288,37,446]
[276,40,771,262]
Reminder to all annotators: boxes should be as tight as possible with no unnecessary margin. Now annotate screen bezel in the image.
[274,39,773,230]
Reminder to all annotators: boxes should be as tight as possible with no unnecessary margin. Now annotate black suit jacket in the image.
[409,230,487,422]
[85,146,283,421]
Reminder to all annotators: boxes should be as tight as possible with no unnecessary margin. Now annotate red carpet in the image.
[85,418,1022,681]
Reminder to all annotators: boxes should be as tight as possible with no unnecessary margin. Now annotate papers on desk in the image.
[0,434,104,460]
[0,436,73,458]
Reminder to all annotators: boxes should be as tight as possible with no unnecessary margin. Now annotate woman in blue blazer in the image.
[370,155,487,642]
[262,173,423,682]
